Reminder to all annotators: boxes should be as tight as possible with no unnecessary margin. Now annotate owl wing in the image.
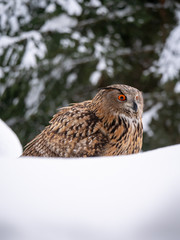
[22,102,109,157]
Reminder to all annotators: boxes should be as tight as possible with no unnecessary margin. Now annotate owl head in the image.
[93,84,143,119]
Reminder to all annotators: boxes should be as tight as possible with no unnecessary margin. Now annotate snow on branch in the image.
[41,14,77,33]
[0,0,31,35]
[143,103,162,136]
[150,8,180,84]
[0,31,47,69]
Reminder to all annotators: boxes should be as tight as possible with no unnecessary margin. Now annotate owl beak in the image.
[133,101,138,113]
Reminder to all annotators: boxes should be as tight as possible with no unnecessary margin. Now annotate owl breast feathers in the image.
[22,84,143,158]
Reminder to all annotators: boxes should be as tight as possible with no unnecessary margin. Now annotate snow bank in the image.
[0,143,180,240]
[0,119,22,158]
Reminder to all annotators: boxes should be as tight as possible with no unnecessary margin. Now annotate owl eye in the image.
[118,94,126,101]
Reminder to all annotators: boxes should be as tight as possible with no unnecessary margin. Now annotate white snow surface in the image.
[0,118,180,240]
[0,119,22,158]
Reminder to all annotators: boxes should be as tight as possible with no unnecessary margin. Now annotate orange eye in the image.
[118,94,126,101]
[136,95,139,101]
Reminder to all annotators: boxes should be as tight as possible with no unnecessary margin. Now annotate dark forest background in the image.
[0,0,180,151]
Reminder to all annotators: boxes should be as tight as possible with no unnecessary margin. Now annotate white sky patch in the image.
[56,0,82,16]
[41,14,77,33]
[143,103,163,136]
[152,9,180,84]
[90,71,101,85]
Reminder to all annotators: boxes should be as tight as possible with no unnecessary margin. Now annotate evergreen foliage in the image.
[0,0,180,150]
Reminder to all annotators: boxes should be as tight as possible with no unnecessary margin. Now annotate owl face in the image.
[99,84,143,119]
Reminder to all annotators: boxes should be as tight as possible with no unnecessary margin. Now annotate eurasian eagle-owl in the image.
[22,84,143,157]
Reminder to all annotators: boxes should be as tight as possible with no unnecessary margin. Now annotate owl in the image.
[22,84,143,158]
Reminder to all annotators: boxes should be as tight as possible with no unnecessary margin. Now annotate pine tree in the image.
[0,0,179,150]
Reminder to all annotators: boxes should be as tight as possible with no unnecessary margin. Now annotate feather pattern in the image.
[22,84,143,157]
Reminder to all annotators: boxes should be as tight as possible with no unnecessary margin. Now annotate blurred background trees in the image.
[0,0,180,151]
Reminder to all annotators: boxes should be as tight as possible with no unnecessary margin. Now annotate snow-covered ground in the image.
[0,119,22,158]
[0,120,180,240]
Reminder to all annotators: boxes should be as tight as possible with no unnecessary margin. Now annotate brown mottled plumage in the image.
[22,84,143,157]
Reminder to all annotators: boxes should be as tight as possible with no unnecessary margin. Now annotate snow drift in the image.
[0,120,180,240]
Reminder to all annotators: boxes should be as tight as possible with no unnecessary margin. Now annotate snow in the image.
[9,15,19,34]
[66,73,77,88]
[46,3,56,13]
[90,71,101,85]
[97,57,106,71]
[0,31,47,69]
[21,38,46,69]
[142,103,162,136]
[153,8,180,84]
[25,76,45,118]
[0,120,180,240]
[41,14,77,33]
[0,0,31,34]
[96,6,108,15]
[114,6,133,19]
[71,31,81,40]
[0,119,22,158]
[0,67,4,78]
[60,38,75,48]
[90,58,106,85]
[89,0,102,8]
[174,81,180,93]
[78,45,87,53]
[57,0,82,16]
[0,36,18,49]
[94,42,105,58]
